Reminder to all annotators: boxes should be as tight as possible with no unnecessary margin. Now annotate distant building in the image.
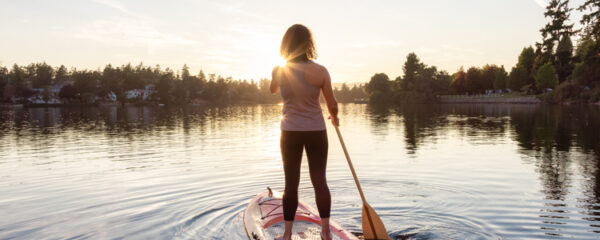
[143,84,155,100]
[126,89,144,99]
[126,84,155,100]
[106,92,117,102]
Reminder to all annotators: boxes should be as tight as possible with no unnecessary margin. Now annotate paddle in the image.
[333,125,390,240]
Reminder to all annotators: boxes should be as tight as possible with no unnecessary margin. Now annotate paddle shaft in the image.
[333,125,368,203]
[334,125,388,240]
[334,125,381,239]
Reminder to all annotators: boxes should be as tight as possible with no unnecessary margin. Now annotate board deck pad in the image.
[264,221,344,240]
[244,189,358,240]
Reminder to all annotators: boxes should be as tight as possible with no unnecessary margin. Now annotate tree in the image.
[509,66,529,91]
[0,66,8,100]
[10,64,26,96]
[156,71,174,104]
[59,84,77,99]
[555,35,574,83]
[400,53,424,91]
[465,67,483,94]
[481,65,499,91]
[121,63,143,90]
[181,64,191,81]
[493,66,509,90]
[578,0,600,39]
[451,67,467,94]
[55,65,68,84]
[517,46,536,76]
[432,70,452,94]
[539,0,576,64]
[366,73,391,103]
[33,62,54,88]
[73,70,98,94]
[334,83,353,102]
[535,63,559,89]
[574,1,600,87]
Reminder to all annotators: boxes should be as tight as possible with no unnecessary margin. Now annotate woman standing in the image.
[270,24,339,240]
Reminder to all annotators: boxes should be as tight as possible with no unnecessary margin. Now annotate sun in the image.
[252,36,287,75]
[259,48,287,70]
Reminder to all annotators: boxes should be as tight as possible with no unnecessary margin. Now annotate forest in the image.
[365,0,600,104]
[0,62,366,105]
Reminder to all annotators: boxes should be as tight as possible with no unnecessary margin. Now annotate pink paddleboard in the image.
[244,188,359,240]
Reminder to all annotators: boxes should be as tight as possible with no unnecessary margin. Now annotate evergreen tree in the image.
[539,0,576,64]
[33,62,54,88]
[400,53,424,91]
[55,65,68,84]
[181,64,192,98]
[73,70,98,94]
[574,1,600,87]
[578,0,600,39]
[181,64,190,81]
[156,70,175,104]
[0,67,8,100]
[10,64,26,96]
[555,35,574,82]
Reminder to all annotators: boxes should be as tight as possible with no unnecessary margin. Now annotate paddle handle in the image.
[334,125,368,204]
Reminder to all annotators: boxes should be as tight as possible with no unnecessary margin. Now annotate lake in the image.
[1,104,599,239]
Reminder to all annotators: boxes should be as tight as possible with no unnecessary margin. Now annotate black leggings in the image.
[280,130,331,221]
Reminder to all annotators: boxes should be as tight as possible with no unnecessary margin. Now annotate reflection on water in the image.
[0,104,599,239]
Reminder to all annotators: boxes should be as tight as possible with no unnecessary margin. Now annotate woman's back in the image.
[276,61,326,131]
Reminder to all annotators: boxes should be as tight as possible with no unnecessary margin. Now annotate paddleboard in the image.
[244,188,359,240]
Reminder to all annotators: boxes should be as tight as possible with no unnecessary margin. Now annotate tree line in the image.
[0,61,367,105]
[0,63,284,105]
[366,0,600,104]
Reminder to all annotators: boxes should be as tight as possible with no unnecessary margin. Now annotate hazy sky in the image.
[0,0,586,83]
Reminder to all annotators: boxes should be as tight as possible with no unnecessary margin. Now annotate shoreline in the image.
[437,95,542,104]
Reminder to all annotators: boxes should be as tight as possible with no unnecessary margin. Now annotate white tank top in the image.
[278,62,326,131]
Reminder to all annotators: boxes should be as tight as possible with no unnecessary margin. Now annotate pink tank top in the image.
[278,62,326,131]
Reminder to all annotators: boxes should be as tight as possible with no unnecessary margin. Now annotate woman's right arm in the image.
[270,66,280,94]
[320,67,339,126]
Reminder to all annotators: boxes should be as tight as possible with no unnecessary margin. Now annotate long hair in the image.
[280,24,317,63]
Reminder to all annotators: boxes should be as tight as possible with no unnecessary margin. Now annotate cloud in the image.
[74,18,200,55]
[533,0,547,8]
[344,40,404,48]
[92,0,145,19]
[82,0,200,55]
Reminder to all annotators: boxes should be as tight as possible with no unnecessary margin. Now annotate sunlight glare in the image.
[252,36,287,78]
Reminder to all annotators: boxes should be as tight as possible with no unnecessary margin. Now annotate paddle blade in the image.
[361,203,390,240]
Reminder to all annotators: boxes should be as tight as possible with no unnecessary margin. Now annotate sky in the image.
[0,0,587,83]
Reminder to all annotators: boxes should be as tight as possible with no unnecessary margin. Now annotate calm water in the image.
[1,104,599,240]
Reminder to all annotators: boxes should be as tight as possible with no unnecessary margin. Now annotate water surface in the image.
[0,104,599,239]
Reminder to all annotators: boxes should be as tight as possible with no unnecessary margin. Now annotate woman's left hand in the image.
[328,115,339,127]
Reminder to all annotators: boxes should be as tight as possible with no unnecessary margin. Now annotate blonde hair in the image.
[280,24,317,62]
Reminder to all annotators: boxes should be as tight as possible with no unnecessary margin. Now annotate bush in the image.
[368,90,388,104]
[552,82,581,102]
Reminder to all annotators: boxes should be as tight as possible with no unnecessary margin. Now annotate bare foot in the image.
[275,234,292,240]
[320,229,332,240]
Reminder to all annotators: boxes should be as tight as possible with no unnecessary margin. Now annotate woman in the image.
[270,24,339,240]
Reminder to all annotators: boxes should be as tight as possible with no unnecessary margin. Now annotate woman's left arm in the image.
[320,67,339,126]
